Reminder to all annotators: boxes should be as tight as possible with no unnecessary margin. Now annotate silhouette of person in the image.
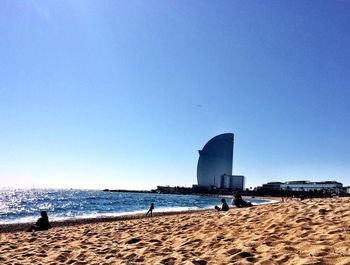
[27,211,52,232]
[233,192,253,208]
[215,198,229,211]
[146,203,154,217]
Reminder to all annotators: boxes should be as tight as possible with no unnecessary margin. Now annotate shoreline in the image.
[0,197,280,233]
[0,209,211,234]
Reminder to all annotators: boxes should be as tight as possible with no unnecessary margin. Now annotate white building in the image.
[261,180,343,194]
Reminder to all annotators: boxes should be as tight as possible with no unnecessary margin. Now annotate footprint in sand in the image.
[300,231,312,237]
[182,239,202,246]
[226,248,241,256]
[192,259,207,265]
[104,254,114,260]
[37,250,47,258]
[275,254,291,263]
[328,229,342,235]
[28,237,37,243]
[231,251,255,263]
[126,238,141,244]
[76,252,87,260]
[160,257,177,265]
[296,217,311,223]
[55,252,71,263]
[283,246,297,252]
[73,261,89,265]
[125,252,138,260]
[319,209,328,214]
[21,252,35,257]
[149,239,162,245]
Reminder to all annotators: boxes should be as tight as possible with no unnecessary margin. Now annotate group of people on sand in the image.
[146,193,252,215]
[146,193,253,215]
[215,192,253,211]
[28,193,250,232]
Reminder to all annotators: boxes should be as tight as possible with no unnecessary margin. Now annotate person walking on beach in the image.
[215,198,229,211]
[26,211,52,232]
[146,203,154,217]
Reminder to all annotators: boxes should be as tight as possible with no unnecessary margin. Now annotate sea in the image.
[0,189,275,224]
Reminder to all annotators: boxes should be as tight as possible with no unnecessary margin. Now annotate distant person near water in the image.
[232,192,253,208]
[146,203,154,217]
[26,211,52,232]
[215,198,229,211]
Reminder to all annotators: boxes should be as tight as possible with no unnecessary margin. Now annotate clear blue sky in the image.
[1,1,349,189]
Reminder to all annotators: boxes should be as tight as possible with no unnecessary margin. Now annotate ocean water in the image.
[0,189,273,224]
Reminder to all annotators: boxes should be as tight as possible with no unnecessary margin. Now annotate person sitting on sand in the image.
[233,192,253,208]
[215,198,229,211]
[146,203,154,217]
[27,211,52,232]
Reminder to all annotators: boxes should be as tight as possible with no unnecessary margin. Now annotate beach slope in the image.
[1,198,350,264]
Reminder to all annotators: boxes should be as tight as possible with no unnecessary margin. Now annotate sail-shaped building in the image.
[197,133,244,190]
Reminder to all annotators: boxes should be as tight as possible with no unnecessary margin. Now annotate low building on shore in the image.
[156,185,193,194]
[219,174,245,190]
[345,186,350,194]
[261,182,284,191]
[259,180,344,195]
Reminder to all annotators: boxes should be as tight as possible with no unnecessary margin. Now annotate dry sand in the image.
[1,197,350,265]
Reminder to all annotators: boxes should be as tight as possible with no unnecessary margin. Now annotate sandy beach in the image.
[1,197,350,265]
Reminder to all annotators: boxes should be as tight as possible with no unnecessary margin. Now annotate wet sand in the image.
[1,197,350,264]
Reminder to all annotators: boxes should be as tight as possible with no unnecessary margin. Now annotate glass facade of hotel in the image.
[197,133,234,188]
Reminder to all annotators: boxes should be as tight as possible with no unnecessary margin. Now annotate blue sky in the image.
[1,1,349,189]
